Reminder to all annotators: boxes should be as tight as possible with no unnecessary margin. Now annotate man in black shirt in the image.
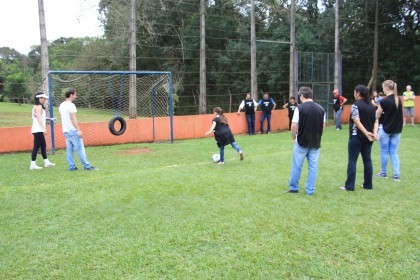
[286,87,325,195]
[257,93,276,134]
[237,93,258,135]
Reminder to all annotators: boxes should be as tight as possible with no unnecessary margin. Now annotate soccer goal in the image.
[47,71,174,154]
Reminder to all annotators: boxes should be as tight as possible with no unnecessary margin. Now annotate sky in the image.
[0,0,103,54]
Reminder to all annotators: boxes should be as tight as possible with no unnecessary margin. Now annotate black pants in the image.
[288,116,293,131]
[32,132,47,161]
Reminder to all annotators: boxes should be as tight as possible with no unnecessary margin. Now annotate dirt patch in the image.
[117,147,152,155]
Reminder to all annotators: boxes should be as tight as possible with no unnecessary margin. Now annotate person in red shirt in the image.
[332,89,347,130]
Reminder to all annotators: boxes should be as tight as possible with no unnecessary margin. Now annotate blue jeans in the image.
[404,107,414,117]
[260,112,271,133]
[288,142,320,195]
[220,142,241,162]
[246,114,256,134]
[334,108,343,129]
[344,136,373,190]
[378,126,400,176]
[64,130,91,170]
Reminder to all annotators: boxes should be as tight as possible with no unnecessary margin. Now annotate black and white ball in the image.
[212,153,220,163]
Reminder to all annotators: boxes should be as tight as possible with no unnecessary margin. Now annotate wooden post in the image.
[334,0,341,91]
[371,0,379,92]
[38,0,49,96]
[129,0,137,119]
[250,0,258,101]
[199,0,207,114]
[289,0,296,98]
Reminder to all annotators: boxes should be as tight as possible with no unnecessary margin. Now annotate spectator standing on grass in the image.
[376,80,403,181]
[371,90,380,109]
[403,85,415,127]
[283,96,298,131]
[340,85,378,191]
[30,93,56,170]
[59,88,97,171]
[286,87,325,195]
[205,107,244,164]
[332,89,347,130]
[258,93,276,134]
[237,93,258,135]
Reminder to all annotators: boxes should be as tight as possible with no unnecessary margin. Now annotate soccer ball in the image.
[212,153,220,163]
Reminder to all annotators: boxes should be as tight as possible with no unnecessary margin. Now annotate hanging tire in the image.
[109,116,126,136]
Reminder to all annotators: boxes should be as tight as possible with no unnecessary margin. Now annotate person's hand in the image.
[205,131,211,136]
[366,132,375,142]
[78,131,83,138]
[237,112,240,115]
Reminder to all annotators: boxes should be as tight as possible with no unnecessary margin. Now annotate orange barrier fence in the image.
[1,96,418,154]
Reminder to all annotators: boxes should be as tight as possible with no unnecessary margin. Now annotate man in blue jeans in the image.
[258,93,276,134]
[59,88,97,171]
[237,93,258,135]
[286,87,325,195]
[332,89,347,130]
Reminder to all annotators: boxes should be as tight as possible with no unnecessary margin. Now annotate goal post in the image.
[47,70,174,154]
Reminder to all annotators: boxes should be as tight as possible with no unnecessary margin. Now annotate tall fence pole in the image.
[129,0,137,119]
[250,0,258,100]
[289,0,296,98]
[199,0,207,114]
[334,0,341,92]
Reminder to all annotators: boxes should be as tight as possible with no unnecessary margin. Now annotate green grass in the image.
[0,102,126,127]
[0,126,418,278]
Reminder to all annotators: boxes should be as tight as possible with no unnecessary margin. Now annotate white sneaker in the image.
[45,162,56,167]
[30,165,42,170]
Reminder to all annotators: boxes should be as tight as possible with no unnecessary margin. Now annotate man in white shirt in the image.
[59,88,97,171]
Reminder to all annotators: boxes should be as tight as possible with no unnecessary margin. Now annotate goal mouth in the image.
[47,71,174,154]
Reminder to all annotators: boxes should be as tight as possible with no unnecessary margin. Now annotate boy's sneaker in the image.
[239,151,244,161]
[45,162,56,167]
[391,175,400,182]
[375,172,388,178]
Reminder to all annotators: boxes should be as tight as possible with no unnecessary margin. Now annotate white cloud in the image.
[0,0,103,54]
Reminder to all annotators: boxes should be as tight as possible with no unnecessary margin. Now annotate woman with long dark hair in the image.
[205,107,243,164]
[340,85,378,191]
[30,93,55,170]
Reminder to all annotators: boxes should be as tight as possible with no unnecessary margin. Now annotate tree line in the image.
[0,0,418,114]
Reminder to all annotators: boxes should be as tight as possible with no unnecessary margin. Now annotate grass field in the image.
[0,102,125,127]
[0,125,418,278]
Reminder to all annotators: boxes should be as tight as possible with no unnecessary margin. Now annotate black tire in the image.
[109,116,127,136]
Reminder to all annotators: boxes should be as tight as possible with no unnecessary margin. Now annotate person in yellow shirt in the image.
[403,85,415,127]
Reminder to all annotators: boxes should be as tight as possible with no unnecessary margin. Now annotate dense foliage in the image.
[0,0,418,113]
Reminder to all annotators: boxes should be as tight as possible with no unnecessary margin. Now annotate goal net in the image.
[47,71,174,154]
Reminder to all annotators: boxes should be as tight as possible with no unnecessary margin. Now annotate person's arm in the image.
[70,112,82,138]
[376,104,383,120]
[271,99,277,112]
[291,122,298,142]
[410,92,416,100]
[237,100,245,115]
[373,118,379,141]
[353,117,375,141]
[341,96,347,106]
[291,108,299,142]
[283,102,289,109]
[253,100,258,112]
[323,113,326,130]
[205,121,217,135]
[34,106,46,133]
[371,99,378,108]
